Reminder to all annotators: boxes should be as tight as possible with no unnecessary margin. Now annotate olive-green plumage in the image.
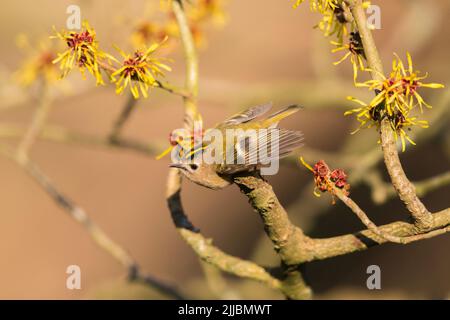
[170,103,304,189]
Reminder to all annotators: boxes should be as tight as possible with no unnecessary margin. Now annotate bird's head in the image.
[168,162,231,190]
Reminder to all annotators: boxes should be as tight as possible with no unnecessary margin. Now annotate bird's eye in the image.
[189,164,199,171]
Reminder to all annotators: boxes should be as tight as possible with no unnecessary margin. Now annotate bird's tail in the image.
[264,104,302,127]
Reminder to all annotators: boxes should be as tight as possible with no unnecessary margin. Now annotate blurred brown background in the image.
[0,0,449,299]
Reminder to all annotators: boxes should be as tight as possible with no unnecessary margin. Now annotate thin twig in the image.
[365,170,450,204]
[334,188,407,243]
[172,0,199,126]
[108,93,138,143]
[0,124,161,156]
[0,144,184,299]
[334,187,448,244]
[16,81,51,164]
[155,80,191,98]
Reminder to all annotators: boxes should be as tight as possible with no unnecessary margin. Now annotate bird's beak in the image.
[169,163,184,169]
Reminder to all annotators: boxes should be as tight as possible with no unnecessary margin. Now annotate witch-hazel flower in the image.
[345,52,444,151]
[111,37,171,99]
[52,21,116,85]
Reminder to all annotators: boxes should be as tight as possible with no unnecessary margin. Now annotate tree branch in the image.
[348,0,434,231]
[232,171,449,265]
[172,0,199,125]
[166,170,282,291]
[233,173,312,299]
[302,207,450,262]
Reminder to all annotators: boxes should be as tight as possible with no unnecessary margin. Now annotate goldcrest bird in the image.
[169,102,304,189]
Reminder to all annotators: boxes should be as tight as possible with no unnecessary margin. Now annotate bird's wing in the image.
[217,128,304,175]
[221,102,273,126]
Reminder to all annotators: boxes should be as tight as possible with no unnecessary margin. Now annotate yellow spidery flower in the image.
[359,52,444,114]
[345,52,444,151]
[158,0,228,48]
[181,0,228,48]
[331,31,366,83]
[392,113,430,152]
[160,0,173,11]
[14,34,59,87]
[294,0,370,43]
[293,0,339,12]
[112,38,171,99]
[316,3,352,41]
[188,0,227,26]
[130,21,171,50]
[294,0,351,42]
[52,21,115,85]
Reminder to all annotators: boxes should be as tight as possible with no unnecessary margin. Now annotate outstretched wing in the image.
[217,128,304,175]
[221,102,273,126]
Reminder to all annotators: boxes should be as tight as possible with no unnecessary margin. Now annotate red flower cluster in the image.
[122,52,146,79]
[330,168,347,188]
[169,128,204,147]
[313,160,330,192]
[66,30,94,49]
[312,160,349,195]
